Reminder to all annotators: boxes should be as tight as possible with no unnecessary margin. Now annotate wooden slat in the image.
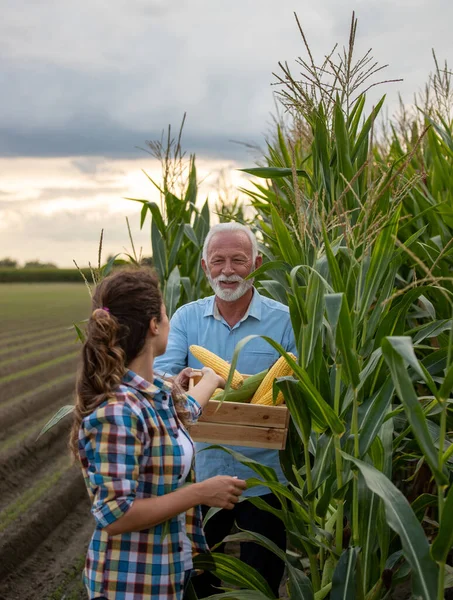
[199,400,289,429]
[190,422,288,450]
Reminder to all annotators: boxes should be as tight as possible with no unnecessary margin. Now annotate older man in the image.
[154,223,296,597]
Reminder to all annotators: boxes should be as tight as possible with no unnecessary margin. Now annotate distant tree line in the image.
[0,258,58,269]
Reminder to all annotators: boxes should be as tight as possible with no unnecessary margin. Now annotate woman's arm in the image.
[105,475,246,536]
[188,368,224,409]
[174,367,224,409]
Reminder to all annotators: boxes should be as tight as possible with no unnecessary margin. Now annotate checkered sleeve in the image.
[185,393,202,422]
[81,400,145,529]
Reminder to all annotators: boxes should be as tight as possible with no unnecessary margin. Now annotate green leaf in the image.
[223,530,314,600]
[431,484,453,563]
[275,377,311,441]
[240,167,312,182]
[358,379,394,456]
[139,200,166,236]
[360,207,400,321]
[325,293,360,388]
[184,223,200,246]
[350,96,386,163]
[271,207,301,266]
[164,266,181,318]
[343,454,438,600]
[193,553,274,598]
[37,405,74,439]
[73,323,86,344]
[167,222,186,271]
[151,218,167,281]
[302,269,325,367]
[330,547,359,600]
[322,229,345,293]
[382,337,448,484]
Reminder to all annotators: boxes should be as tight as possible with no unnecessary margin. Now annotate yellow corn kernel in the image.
[189,345,244,389]
[251,354,296,402]
[250,388,285,406]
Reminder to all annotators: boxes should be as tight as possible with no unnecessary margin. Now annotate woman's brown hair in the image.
[69,266,189,459]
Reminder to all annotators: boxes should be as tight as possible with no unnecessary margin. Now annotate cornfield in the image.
[39,11,453,600]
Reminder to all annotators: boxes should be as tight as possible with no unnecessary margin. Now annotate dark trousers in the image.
[192,494,286,598]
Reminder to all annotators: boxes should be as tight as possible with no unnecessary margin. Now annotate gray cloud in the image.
[1,0,451,159]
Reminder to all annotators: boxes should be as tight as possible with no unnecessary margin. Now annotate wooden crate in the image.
[188,373,290,449]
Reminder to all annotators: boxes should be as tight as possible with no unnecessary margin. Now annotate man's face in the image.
[202,231,262,301]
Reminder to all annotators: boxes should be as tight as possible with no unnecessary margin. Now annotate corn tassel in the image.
[251,353,295,405]
[189,345,244,389]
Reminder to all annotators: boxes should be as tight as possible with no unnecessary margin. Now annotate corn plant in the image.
[193,16,453,600]
[127,117,212,317]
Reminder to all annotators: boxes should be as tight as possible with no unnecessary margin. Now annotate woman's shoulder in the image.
[83,386,150,429]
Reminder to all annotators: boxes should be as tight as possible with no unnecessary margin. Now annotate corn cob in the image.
[251,388,285,406]
[211,369,267,403]
[250,354,296,405]
[189,345,244,389]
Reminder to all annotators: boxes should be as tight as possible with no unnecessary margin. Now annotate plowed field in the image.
[0,284,92,600]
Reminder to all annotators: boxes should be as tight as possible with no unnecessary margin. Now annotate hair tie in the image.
[102,307,110,313]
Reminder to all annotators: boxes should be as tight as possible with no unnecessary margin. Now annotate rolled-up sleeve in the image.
[185,393,202,422]
[80,402,145,529]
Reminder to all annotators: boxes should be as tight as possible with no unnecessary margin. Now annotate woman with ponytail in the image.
[71,267,246,600]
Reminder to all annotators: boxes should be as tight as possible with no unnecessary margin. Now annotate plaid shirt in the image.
[78,370,208,600]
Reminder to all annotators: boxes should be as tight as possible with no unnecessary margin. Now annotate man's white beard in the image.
[207,273,254,302]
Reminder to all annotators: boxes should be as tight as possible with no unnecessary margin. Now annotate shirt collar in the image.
[122,369,173,396]
[203,288,262,322]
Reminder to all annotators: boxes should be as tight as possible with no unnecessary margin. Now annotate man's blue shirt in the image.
[154,289,297,496]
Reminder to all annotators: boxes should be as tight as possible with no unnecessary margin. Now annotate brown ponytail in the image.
[69,267,190,459]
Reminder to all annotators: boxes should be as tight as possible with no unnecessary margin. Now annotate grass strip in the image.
[0,329,74,360]
[0,455,71,532]
[0,326,71,346]
[0,351,78,385]
[2,372,74,409]
[0,400,72,452]
[46,554,86,600]
[0,339,78,370]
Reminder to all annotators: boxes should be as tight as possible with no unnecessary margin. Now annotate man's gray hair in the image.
[202,223,258,263]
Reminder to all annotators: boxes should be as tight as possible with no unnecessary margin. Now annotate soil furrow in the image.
[0,341,78,378]
[0,415,73,510]
[0,495,92,600]
[0,354,78,399]
[0,465,87,583]
[0,326,72,348]
[0,373,75,431]
[0,330,75,362]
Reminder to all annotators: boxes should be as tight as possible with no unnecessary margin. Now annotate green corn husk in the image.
[212,369,268,403]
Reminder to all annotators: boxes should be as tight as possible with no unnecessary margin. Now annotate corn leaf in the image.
[37,405,74,439]
[344,454,438,600]
[382,337,448,484]
[330,547,359,600]
[164,266,181,318]
[193,553,274,598]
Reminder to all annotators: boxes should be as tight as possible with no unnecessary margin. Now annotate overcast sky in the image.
[1,0,452,266]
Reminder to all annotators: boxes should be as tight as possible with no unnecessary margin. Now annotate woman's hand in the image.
[174,367,196,391]
[195,475,247,510]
